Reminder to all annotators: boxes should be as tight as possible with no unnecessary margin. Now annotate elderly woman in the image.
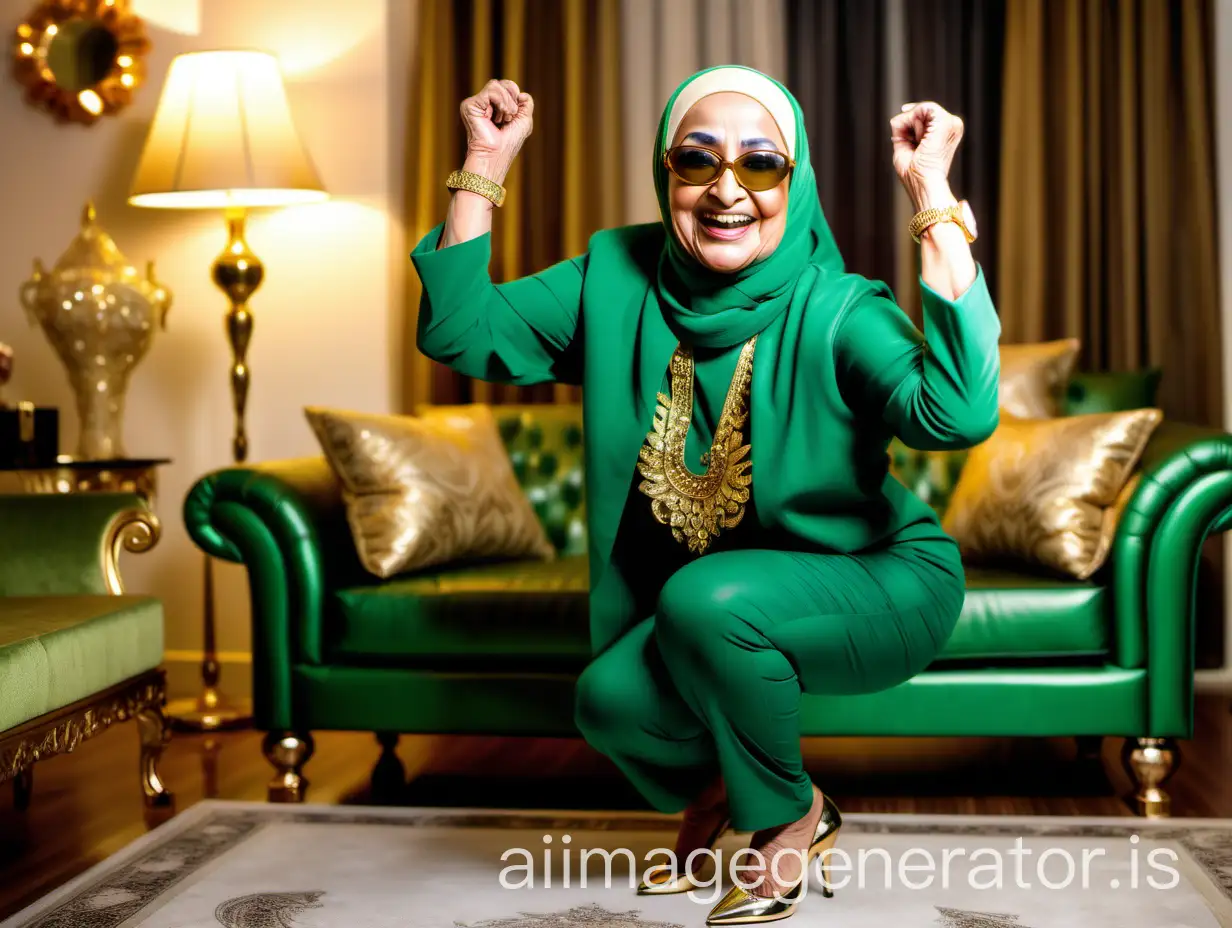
[410,66,998,924]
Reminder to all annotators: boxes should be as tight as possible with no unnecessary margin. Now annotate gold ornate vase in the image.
[19,203,171,459]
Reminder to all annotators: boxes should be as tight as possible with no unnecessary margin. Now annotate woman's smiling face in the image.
[667,91,791,274]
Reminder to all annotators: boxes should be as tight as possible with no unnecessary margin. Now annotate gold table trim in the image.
[0,458,166,507]
[0,668,166,784]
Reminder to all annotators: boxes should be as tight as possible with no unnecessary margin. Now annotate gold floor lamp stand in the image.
[167,206,262,732]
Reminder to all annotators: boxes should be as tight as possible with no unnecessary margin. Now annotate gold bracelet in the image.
[445,169,506,207]
[908,200,977,244]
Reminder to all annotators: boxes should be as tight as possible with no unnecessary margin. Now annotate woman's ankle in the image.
[689,773,727,812]
[672,776,730,859]
[742,784,824,898]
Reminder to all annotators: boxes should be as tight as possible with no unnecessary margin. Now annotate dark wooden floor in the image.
[2,695,1231,919]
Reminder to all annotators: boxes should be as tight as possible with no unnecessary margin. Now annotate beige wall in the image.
[1,0,411,676]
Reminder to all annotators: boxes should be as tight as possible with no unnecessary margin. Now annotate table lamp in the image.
[128,50,328,731]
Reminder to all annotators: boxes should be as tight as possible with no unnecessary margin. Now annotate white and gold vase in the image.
[19,203,171,459]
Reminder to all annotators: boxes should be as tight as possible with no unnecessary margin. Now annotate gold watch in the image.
[909,199,977,244]
[445,169,506,207]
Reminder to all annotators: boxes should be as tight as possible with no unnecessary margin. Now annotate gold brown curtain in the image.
[996,0,1220,427]
[997,0,1223,671]
[403,0,624,410]
[619,0,788,223]
[902,0,1007,322]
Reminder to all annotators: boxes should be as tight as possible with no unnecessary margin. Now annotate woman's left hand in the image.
[890,101,963,210]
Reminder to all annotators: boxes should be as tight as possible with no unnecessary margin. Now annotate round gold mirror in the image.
[12,0,149,125]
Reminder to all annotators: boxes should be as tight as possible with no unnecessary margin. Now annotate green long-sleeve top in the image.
[411,221,1001,654]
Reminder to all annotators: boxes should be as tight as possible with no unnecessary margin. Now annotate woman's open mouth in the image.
[698,211,756,241]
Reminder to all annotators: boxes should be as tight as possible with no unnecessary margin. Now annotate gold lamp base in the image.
[166,687,252,732]
[169,549,255,733]
[165,210,265,736]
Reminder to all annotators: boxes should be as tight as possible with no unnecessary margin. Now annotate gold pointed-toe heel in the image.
[704,790,842,925]
[637,812,732,895]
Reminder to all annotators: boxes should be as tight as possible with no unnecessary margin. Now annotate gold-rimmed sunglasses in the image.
[663,145,795,192]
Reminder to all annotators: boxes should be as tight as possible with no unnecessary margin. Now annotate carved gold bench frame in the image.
[0,507,172,810]
[0,668,170,809]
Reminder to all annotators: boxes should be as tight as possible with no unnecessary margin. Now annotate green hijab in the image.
[651,65,846,348]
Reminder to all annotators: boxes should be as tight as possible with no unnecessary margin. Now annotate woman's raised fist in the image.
[460,78,534,184]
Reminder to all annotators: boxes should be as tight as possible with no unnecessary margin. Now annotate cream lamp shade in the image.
[128,50,327,209]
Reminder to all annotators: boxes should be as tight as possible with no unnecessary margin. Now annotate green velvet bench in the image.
[184,374,1232,816]
[0,493,172,810]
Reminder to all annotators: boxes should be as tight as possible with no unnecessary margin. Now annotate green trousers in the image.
[574,539,966,832]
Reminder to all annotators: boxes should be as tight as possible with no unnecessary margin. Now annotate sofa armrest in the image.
[183,457,366,729]
[0,492,156,596]
[1110,421,1232,735]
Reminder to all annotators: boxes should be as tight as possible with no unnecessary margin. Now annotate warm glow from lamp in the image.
[78,89,103,115]
[128,50,327,210]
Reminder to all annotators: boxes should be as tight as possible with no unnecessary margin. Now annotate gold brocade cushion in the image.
[305,405,555,579]
[941,408,1163,579]
[999,338,1081,418]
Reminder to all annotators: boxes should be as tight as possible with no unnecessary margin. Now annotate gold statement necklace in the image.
[636,335,757,554]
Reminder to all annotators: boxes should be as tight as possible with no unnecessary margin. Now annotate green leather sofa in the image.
[184,373,1232,815]
[0,493,172,810]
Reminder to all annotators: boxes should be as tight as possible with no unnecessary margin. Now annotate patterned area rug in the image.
[5,801,1232,927]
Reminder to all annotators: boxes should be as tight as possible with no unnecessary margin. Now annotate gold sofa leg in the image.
[1121,737,1180,818]
[263,732,314,802]
[136,704,174,809]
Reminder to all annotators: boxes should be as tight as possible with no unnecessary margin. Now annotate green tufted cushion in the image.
[491,405,587,556]
[1063,369,1162,417]
[888,441,969,517]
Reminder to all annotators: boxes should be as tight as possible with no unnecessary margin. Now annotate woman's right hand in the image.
[460,78,534,185]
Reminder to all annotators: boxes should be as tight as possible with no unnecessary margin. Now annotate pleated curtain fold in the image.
[996,0,1221,428]
[619,0,788,223]
[403,0,790,409]
[902,0,1007,318]
[785,0,896,292]
[783,0,1006,321]
[404,0,1220,431]
[996,0,1223,669]
[403,0,624,409]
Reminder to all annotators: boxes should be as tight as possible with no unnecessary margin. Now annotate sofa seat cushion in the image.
[945,567,1108,660]
[329,558,1109,670]
[331,556,590,669]
[0,595,164,731]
